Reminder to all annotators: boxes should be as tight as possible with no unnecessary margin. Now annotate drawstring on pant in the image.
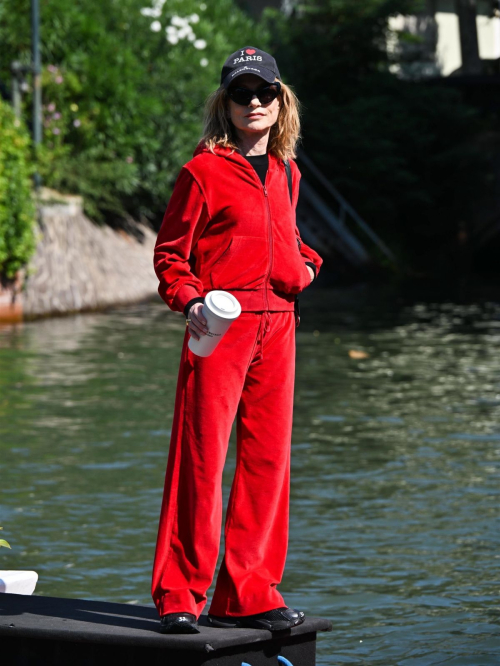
[254,311,272,363]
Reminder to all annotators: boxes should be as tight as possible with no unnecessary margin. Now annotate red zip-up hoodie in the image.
[154,142,323,314]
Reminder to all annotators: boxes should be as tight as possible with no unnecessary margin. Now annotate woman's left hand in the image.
[306,266,315,283]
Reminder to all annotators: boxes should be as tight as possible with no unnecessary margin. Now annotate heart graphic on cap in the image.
[246,49,256,55]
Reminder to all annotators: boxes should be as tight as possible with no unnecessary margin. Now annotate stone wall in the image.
[0,192,159,322]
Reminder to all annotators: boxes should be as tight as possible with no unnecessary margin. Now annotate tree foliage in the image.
[0,0,264,225]
[0,0,493,275]
[265,0,492,272]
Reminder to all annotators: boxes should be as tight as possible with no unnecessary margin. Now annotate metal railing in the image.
[297,149,398,267]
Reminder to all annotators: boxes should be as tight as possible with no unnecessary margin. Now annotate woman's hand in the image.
[306,265,315,283]
[187,302,208,341]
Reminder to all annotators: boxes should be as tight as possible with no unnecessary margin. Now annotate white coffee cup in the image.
[188,290,242,357]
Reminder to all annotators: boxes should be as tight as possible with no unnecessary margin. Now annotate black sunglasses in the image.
[227,81,281,106]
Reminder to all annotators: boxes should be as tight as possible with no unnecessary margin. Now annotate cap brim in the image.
[222,65,278,89]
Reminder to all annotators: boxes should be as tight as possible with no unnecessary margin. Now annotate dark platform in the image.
[0,593,332,665]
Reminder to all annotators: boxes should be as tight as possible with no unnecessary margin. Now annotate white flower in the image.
[150,20,161,31]
[167,34,179,44]
[177,25,194,39]
[194,39,206,49]
[171,15,187,27]
[200,58,209,67]
[200,3,207,10]
[187,32,196,42]
[165,25,177,35]
[189,13,200,23]
[141,7,161,17]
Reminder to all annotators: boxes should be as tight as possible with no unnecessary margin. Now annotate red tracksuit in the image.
[151,142,323,619]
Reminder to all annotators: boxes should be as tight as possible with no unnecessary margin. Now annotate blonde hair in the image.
[201,80,301,161]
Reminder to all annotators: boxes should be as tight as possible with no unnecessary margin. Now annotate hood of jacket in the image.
[192,140,284,169]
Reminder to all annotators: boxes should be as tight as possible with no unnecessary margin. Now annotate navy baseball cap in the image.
[221,46,281,89]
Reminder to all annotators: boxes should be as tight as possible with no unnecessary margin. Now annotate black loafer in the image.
[208,606,305,631]
[159,612,200,634]
[283,607,305,626]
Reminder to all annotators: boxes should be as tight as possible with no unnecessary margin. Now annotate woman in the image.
[152,45,323,634]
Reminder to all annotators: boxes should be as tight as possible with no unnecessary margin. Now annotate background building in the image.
[389,0,500,78]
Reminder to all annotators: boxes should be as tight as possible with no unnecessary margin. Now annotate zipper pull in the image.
[263,185,268,197]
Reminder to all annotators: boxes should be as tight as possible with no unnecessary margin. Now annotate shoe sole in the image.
[160,622,200,634]
[208,615,304,631]
[207,615,242,629]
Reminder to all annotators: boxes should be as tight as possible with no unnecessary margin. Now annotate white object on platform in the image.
[0,571,38,595]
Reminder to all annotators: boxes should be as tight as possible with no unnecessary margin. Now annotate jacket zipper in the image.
[243,155,274,310]
[263,183,272,311]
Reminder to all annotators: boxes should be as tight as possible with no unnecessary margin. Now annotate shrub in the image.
[0,99,36,279]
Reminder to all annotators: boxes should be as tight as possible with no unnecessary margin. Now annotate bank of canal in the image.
[1,285,499,665]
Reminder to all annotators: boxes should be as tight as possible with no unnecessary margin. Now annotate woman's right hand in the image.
[187,302,208,341]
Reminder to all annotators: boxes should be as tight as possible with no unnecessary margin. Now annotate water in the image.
[1,286,499,664]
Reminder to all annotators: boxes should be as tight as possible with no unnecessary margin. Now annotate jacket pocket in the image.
[269,237,311,294]
[209,236,268,290]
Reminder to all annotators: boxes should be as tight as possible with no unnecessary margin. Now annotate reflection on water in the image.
[1,286,499,665]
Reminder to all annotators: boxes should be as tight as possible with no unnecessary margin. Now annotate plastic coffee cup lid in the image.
[205,291,242,320]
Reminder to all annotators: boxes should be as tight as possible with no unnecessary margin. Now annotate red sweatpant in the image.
[151,310,296,618]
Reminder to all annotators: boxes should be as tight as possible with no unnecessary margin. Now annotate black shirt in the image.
[243,153,268,187]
